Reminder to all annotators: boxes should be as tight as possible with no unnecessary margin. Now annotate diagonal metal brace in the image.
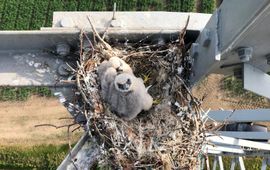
[57,132,100,170]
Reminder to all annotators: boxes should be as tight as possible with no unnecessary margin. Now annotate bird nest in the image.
[75,17,206,169]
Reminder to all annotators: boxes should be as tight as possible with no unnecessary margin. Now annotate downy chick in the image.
[109,57,133,74]
[98,57,133,102]
[97,60,113,80]
[97,60,117,102]
[108,73,153,120]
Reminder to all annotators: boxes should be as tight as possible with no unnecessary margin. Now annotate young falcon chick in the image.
[97,60,113,80]
[97,60,117,102]
[109,57,133,74]
[108,73,153,120]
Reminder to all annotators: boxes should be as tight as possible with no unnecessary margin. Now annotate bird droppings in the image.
[34,63,42,68]
[36,68,47,74]
[28,60,34,66]
[174,101,181,108]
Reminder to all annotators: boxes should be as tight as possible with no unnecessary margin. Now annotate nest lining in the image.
[75,17,206,170]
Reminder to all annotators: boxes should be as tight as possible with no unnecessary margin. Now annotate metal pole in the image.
[238,157,246,170]
[212,156,217,170]
[112,3,116,20]
[218,156,224,170]
[230,157,236,170]
[261,157,267,170]
[206,156,210,170]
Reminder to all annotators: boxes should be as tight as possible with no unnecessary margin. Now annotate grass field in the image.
[0,144,69,169]
[0,96,82,169]
[0,0,217,30]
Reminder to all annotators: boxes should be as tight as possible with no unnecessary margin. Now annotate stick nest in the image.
[75,17,206,170]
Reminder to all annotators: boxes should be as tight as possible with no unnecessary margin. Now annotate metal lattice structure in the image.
[0,0,270,169]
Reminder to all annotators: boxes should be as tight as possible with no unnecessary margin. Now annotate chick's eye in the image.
[116,67,123,72]
[126,79,131,85]
[117,83,124,89]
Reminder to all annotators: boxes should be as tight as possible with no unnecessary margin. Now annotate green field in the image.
[0,0,213,30]
[0,144,69,170]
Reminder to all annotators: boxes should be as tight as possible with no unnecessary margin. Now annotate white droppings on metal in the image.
[34,63,42,68]
[28,60,34,66]
[36,68,47,74]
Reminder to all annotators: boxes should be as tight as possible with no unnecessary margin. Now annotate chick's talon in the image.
[153,98,162,105]
[142,73,151,83]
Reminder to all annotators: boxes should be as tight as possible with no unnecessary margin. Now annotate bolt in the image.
[237,47,253,62]
[60,18,74,27]
[56,43,70,57]
[110,19,122,27]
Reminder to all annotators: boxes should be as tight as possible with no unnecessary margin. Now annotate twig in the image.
[179,15,190,53]
[34,123,77,129]
[83,31,95,51]
[72,124,82,132]
[79,30,84,63]
[59,117,74,120]
[87,15,112,50]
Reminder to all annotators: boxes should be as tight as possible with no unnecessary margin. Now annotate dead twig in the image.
[87,15,112,50]
[34,123,77,129]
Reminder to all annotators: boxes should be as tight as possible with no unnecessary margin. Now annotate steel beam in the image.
[207,109,270,122]
[206,134,270,150]
[191,0,270,85]
[244,63,270,99]
[57,133,100,170]
[218,132,270,140]
[53,12,211,32]
[0,12,211,87]
[204,144,244,154]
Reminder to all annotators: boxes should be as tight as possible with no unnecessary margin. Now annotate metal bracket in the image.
[244,63,270,99]
[190,0,270,87]
[237,47,253,62]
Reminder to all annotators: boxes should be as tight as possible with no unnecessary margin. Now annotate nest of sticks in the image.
[75,17,207,169]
